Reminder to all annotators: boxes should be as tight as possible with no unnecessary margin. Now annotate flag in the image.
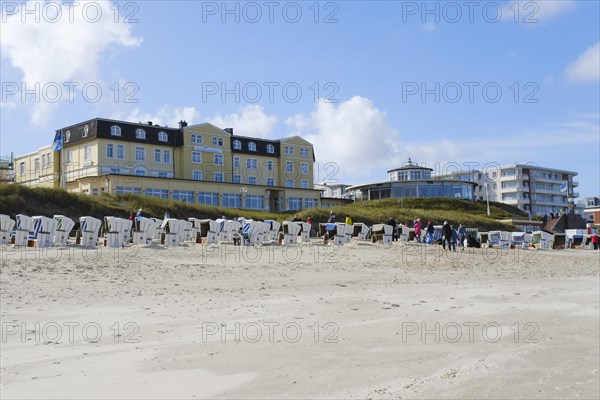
[559,182,568,193]
[483,173,489,186]
[53,130,63,151]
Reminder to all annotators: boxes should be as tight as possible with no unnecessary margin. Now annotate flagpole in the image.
[484,173,490,216]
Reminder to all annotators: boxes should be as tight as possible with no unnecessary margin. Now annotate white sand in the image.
[1,241,598,399]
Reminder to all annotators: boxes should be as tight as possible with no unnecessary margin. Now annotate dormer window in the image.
[65,131,71,142]
[233,140,241,150]
[267,144,274,154]
[135,129,146,139]
[248,142,256,151]
[111,125,122,136]
[158,131,168,142]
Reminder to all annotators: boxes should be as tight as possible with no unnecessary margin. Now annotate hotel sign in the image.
[193,145,222,154]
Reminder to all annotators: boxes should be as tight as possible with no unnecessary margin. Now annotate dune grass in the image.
[0,184,520,231]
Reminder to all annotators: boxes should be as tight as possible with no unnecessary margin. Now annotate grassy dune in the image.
[0,184,522,231]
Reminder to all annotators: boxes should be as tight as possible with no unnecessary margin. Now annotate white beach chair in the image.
[80,216,101,247]
[14,214,33,246]
[352,223,371,241]
[0,214,15,245]
[53,215,75,245]
[282,221,301,245]
[32,216,56,248]
[104,217,129,248]
[299,222,311,243]
[265,220,281,241]
[372,224,393,246]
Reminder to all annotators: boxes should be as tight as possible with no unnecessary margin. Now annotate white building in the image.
[438,164,579,216]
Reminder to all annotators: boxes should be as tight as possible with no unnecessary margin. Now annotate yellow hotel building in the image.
[14,118,321,211]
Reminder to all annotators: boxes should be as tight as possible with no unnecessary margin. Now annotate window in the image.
[145,189,169,198]
[65,131,71,142]
[286,178,294,188]
[301,162,308,174]
[116,144,124,159]
[34,158,39,172]
[106,144,114,159]
[267,160,273,171]
[134,167,146,176]
[172,190,195,203]
[110,167,120,175]
[300,148,309,157]
[245,195,263,210]
[248,176,257,185]
[191,134,203,144]
[266,177,274,187]
[248,142,256,151]
[115,186,141,195]
[233,156,240,168]
[135,146,145,161]
[222,193,241,208]
[286,161,294,173]
[190,134,196,143]
[233,174,241,184]
[154,149,161,163]
[158,172,168,178]
[92,189,99,196]
[213,137,223,146]
[246,158,257,169]
[301,180,309,189]
[111,125,121,136]
[214,154,224,166]
[19,162,25,176]
[304,198,317,209]
[84,145,91,161]
[163,149,171,164]
[198,192,219,206]
[192,151,201,163]
[284,146,294,155]
[158,131,168,142]
[135,129,146,139]
[287,197,302,210]
[42,153,50,168]
[265,144,274,154]
[215,172,224,182]
[193,170,202,181]
[233,140,241,150]
[66,150,72,163]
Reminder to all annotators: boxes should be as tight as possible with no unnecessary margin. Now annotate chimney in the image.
[224,128,233,134]
[147,121,153,126]
[179,120,188,129]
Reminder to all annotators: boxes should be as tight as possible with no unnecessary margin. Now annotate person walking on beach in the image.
[592,232,599,250]
[388,217,398,241]
[426,220,434,244]
[457,224,467,248]
[414,218,422,243]
[450,225,458,252]
[442,221,452,251]
[328,210,336,223]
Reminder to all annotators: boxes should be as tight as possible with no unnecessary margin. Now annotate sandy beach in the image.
[1,240,598,399]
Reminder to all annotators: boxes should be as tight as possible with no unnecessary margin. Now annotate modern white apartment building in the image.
[438,164,579,216]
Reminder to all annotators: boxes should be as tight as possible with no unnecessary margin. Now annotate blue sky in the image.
[1,0,599,197]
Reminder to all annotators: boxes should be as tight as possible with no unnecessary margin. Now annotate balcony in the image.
[572,181,579,187]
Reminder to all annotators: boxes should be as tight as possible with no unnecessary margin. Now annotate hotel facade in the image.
[437,164,579,216]
[14,118,321,211]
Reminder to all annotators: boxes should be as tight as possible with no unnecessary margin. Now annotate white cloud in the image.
[124,105,200,127]
[0,0,142,125]
[209,105,278,138]
[285,96,403,182]
[502,0,576,22]
[421,22,436,33]
[565,42,600,82]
